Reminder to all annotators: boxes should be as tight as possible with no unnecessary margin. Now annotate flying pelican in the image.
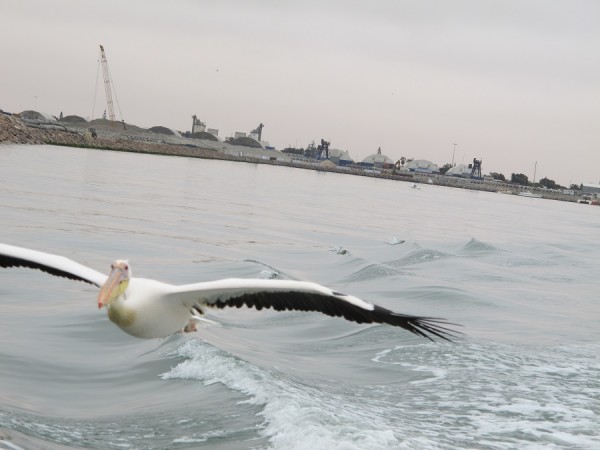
[0,243,459,341]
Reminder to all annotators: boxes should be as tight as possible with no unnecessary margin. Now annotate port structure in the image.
[98,45,116,122]
[317,138,330,159]
[470,158,482,179]
[97,44,127,129]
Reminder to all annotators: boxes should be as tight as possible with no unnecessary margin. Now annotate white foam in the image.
[258,269,280,279]
[331,246,348,255]
[369,341,600,449]
[162,339,399,449]
[373,347,448,384]
[386,237,405,245]
[172,430,226,444]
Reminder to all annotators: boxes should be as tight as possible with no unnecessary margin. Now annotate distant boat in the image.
[410,183,420,189]
[518,191,542,198]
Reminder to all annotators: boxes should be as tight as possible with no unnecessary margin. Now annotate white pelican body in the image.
[0,243,458,342]
[106,278,182,339]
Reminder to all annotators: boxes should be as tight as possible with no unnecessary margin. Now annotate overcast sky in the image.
[2,0,599,185]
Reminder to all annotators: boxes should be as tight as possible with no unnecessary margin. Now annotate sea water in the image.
[0,144,598,449]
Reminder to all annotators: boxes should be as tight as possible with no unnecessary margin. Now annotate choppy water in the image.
[0,144,598,450]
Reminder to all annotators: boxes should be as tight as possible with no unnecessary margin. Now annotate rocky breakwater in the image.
[0,113,84,146]
[0,113,226,161]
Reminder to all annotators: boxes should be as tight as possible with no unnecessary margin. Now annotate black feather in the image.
[0,254,98,286]
[210,290,461,342]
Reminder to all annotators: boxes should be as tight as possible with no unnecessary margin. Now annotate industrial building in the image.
[445,163,473,178]
[361,147,395,169]
[405,159,440,174]
[582,183,600,198]
[326,148,354,166]
[445,159,483,179]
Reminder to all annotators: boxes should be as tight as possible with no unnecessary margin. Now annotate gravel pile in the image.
[0,113,221,160]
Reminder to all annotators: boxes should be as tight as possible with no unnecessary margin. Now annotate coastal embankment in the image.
[0,113,234,161]
[0,113,581,203]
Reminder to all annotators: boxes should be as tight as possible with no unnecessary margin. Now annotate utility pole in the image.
[452,143,457,166]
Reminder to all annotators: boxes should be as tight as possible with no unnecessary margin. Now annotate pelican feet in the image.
[182,319,198,333]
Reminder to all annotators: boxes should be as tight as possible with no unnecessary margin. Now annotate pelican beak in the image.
[98,265,127,309]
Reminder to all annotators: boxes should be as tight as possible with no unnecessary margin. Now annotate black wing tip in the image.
[0,255,98,286]
[373,305,463,343]
[209,291,463,342]
[411,319,464,343]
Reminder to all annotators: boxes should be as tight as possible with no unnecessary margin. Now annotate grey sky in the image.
[2,0,599,186]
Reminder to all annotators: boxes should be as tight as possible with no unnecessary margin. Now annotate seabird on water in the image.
[0,243,460,341]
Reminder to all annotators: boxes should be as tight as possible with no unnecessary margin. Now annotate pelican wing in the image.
[169,278,458,341]
[0,243,107,287]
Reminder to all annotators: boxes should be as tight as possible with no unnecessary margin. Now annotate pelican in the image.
[0,243,459,341]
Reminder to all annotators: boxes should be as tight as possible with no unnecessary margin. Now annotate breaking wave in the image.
[162,339,399,449]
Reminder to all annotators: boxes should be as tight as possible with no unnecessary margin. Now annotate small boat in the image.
[518,191,542,198]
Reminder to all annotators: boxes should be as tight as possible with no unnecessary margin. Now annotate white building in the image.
[361,147,394,168]
[327,148,354,166]
[445,163,472,178]
[582,183,600,198]
[405,159,440,174]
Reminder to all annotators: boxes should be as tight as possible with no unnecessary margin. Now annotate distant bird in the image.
[0,243,459,341]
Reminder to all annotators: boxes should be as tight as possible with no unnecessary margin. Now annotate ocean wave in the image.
[459,238,501,255]
[258,269,280,279]
[385,248,452,267]
[243,259,290,279]
[371,341,600,449]
[341,263,402,282]
[162,339,400,449]
[331,246,348,255]
[386,237,406,246]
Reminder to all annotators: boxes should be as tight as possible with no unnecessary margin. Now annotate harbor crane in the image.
[250,123,264,141]
[316,139,330,159]
[99,45,115,122]
[97,44,125,128]
[470,158,482,180]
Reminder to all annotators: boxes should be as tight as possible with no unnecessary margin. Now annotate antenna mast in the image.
[99,45,116,122]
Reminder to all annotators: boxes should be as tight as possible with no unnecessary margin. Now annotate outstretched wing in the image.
[168,278,460,342]
[0,243,107,287]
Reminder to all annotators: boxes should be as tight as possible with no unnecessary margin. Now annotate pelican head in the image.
[97,260,131,309]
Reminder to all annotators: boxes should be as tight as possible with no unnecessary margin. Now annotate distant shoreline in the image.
[0,113,582,203]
